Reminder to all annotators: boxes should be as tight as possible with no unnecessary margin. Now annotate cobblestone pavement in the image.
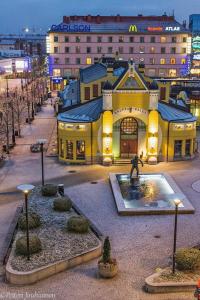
[0,103,200,299]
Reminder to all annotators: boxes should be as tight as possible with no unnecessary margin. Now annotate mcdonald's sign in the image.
[129,25,138,32]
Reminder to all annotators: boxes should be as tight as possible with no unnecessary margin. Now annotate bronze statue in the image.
[130,155,144,178]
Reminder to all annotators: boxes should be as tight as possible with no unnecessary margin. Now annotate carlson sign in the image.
[51,24,91,32]
[129,25,138,32]
[165,26,180,31]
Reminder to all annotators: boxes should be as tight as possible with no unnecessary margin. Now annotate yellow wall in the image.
[112,92,150,111]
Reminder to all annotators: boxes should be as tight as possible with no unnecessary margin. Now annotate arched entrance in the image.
[120,117,138,158]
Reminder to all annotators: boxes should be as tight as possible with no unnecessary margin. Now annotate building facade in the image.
[57,61,196,165]
[48,14,191,90]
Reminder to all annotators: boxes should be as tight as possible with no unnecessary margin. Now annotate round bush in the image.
[18,212,41,230]
[15,235,42,256]
[53,197,72,212]
[41,184,57,197]
[67,215,89,233]
[176,248,200,271]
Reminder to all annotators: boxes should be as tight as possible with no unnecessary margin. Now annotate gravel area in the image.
[10,187,100,272]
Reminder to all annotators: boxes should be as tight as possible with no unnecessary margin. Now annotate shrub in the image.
[67,215,89,233]
[41,184,57,197]
[102,237,111,263]
[53,196,72,212]
[176,248,200,271]
[15,235,42,256]
[18,212,41,230]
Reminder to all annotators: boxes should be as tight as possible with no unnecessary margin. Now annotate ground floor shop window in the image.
[66,140,73,159]
[76,141,85,160]
[174,140,182,158]
[60,139,64,158]
[185,139,191,156]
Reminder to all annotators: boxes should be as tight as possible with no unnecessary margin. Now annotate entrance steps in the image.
[113,158,131,165]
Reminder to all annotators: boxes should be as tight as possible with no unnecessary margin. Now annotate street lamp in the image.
[37,139,47,186]
[172,198,181,274]
[17,184,35,260]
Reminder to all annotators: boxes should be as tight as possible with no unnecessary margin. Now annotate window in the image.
[161,36,167,43]
[150,36,155,43]
[60,139,64,158]
[119,36,124,42]
[183,37,187,43]
[65,47,69,53]
[161,47,166,54]
[139,46,145,53]
[129,47,134,54]
[149,58,155,65]
[185,139,191,156]
[66,141,73,159]
[169,69,177,77]
[159,69,166,77]
[76,46,80,54]
[97,36,102,43]
[87,47,91,54]
[53,69,61,76]
[86,36,91,43]
[129,36,134,43]
[140,36,145,43]
[174,140,182,158]
[86,57,92,64]
[108,47,113,54]
[76,36,81,42]
[85,87,90,100]
[150,47,155,53]
[97,46,102,53]
[171,47,176,54]
[181,47,186,54]
[139,58,145,63]
[76,141,85,160]
[65,36,69,43]
[160,58,166,64]
[172,36,177,43]
[148,69,156,77]
[54,47,58,54]
[54,36,58,42]
[93,84,98,97]
[181,58,186,64]
[76,58,81,65]
[108,36,113,43]
[170,58,176,64]
[65,57,70,64]
[54,57,59,64]
[119,47,123,54]
[160,87,166,100]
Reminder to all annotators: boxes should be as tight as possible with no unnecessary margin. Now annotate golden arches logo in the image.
[129,25,138,32]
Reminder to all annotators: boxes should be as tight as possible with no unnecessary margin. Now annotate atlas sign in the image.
[165,26,180,31]
[129,25,138,32]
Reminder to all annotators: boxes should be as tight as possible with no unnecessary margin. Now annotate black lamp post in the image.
[37,139,47,186]
[17,184,35,260]
[172,199,181,274]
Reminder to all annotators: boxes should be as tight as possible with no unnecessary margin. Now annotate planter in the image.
[98,260,118,278]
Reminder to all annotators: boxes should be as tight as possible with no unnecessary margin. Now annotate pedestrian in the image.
[194,279,200,299]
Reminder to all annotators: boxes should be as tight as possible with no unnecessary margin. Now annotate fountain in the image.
[110,156,194,215]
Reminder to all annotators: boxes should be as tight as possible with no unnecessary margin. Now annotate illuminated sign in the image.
[193,53,200,60]
[165,26,180,31]
[51,24,91,32]
[147,27,163,32]
[129,25,138,32]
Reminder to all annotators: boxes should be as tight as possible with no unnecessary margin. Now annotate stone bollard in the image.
[58,184,64,196]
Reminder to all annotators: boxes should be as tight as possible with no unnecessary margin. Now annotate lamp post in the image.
[172,198,181,274]
[37,139,47,186]
[17,184,35,260]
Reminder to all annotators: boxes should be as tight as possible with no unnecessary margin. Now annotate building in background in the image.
[189,14,200,76]
[47,14,191,90]
[0,57,31,75]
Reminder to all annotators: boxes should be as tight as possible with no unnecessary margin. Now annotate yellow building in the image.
[57,61,196,165]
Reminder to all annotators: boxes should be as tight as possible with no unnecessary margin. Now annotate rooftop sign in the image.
[165,26,180,31]
[129,25,138,32]
[51,24,91,32]
[147,27,163,31]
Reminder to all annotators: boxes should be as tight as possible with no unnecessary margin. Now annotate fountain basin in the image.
[110,173,194,215]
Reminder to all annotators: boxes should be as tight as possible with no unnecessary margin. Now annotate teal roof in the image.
[80,63,107,84]
[58,97,103,123]
[158,102,196,123]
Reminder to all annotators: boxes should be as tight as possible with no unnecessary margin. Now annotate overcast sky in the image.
[1,0,200,34]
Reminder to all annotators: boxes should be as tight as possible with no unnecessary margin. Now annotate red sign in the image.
[147,27,163,32]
